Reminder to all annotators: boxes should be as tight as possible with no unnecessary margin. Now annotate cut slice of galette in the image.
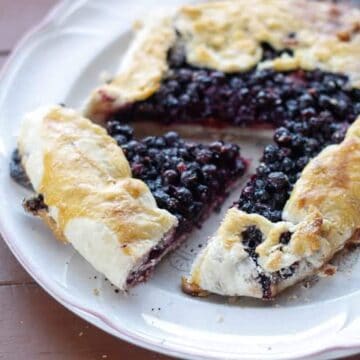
[184,115,360,299]
[13,105,246,289]
[82,0,360,298]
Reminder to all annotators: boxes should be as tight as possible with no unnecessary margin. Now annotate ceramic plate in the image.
[1,1,360,359]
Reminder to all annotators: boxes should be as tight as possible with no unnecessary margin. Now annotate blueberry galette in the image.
[11,0,360,298]
[81,0,360,299]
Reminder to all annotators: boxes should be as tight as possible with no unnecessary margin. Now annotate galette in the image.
[11,0,360,299]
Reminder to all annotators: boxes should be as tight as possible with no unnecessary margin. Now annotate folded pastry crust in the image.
[85,0,360,122]
[184,116,360,299]
[18,105,177,290]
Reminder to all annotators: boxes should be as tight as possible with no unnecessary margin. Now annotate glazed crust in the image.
[18,105,177,290]
[185,116,360,299]
[84,14,176,123]
[85,0,360,122]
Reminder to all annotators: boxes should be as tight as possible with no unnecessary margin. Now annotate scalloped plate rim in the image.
[0,1,360,359]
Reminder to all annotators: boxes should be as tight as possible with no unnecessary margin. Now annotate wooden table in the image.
[0,1,359,360]
[0,1,170,359]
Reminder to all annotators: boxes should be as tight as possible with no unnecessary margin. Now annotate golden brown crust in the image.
[284,116,360,252]
[19,106,177,249]
[181,277,209,297]
[256,115,360,265]
[178,0,360,82]
[85,14,176,122]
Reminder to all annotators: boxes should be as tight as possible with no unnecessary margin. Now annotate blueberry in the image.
[202,164,217,180]
[281,157,295,172]
[242,226,263,251]
[242,185,254,199]
[131,163,144,177]
[164,131,179,145]
[127,140,147,154]
[267,172,289,190]
[195,184,210,201]
[255,189,270,201]
[263,144,279,162]
[163,169,179,185]
[153,190,171,207]
[279,231,292,245]
[220,143,239,162]
[274,127,292,145]
[209,141,223,153]
[154,137,166,148]
[196,149,213,164]
[174,187,193,204]
[114,134,128,145]
[181,170,199,188]
[117,124,134,138]
[257,163,271,176]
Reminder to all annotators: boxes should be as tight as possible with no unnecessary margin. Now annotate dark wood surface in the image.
[0,1,359,359]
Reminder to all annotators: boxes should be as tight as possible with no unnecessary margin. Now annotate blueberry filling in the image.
[279,231,292,245]
[10,149,32,189]
[241,225,264,258]
[241,226,272,298]
[235,94,355,221]
[107,122,247,237]
[242,226,297,298]
[109,45,360,223]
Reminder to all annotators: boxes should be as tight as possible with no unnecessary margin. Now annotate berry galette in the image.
[12,0,360,299]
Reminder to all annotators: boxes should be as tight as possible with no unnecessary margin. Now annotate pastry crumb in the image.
[319,264,337,277]
[93,288,100,296]
[99,71,112,83]
[216,315,224,323]
[78,331,83,337]
[132,19,143,30]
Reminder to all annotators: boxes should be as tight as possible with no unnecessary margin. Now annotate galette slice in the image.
[18,105,178,290]
[15,105,247,289]
[183,116,360,299]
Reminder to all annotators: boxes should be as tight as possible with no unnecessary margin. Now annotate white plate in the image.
[1,1,360,359]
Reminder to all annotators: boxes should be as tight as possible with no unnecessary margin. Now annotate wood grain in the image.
[0,284,170,360]
[0,0,56,52]
[0,55,8,69]
[0,238,33,285]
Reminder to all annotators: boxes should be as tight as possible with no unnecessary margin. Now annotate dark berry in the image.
[267,172,289,190]
[279,231,292,245]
